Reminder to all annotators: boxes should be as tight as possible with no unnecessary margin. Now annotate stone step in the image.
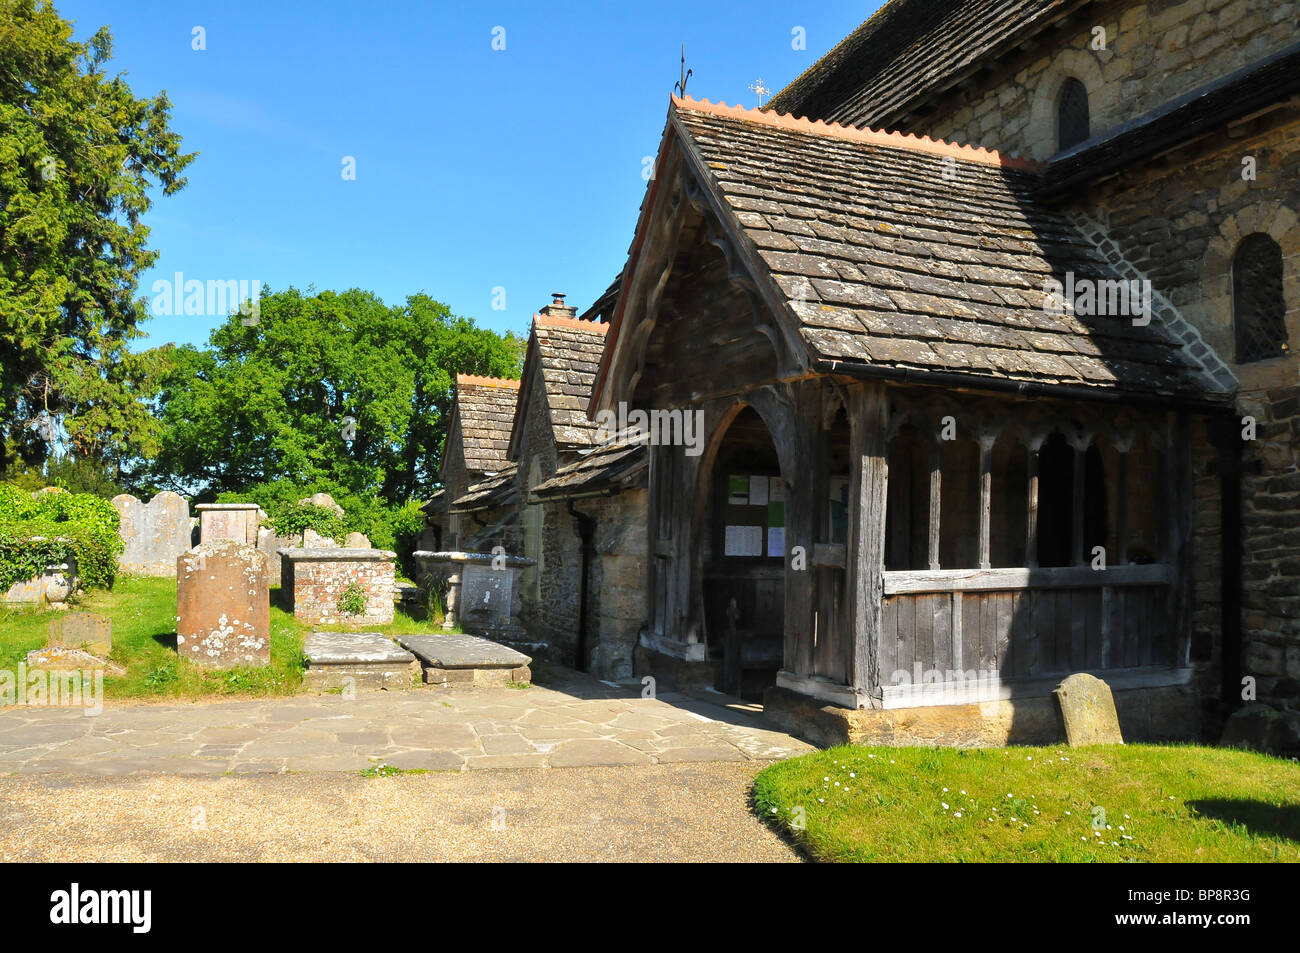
[397,634,532,688]
[302,631,417,692]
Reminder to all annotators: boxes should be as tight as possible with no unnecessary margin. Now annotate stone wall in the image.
[911,0,1299,160]
[281,549,395,627]
[1067,123,1300,709]
[583,489,649,680]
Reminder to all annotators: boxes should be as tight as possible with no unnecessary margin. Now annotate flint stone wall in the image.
[113,491,191,576]
[280,548,395,627]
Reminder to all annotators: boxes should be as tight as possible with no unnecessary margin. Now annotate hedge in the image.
[0,485,123,593]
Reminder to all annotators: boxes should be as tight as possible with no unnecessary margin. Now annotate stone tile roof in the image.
[769,0,1080,127]
[669,97,1220,401]
[530,436,648,501]
[530,316,609,450]
[449,463,519,513]
[451,374,519,475]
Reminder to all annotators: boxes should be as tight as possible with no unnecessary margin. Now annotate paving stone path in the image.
[0,671,813,775]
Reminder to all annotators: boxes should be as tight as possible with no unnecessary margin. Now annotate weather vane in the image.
[674,44,692,97]
[750,78,771,107]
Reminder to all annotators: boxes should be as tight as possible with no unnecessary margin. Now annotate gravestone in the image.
[176,539,270,668]
[460,562,514,626]
[399,633,532,687]
[1054,673,1124,746]
[48,612,112,656]
[195,503,263,545]
[112,491,191,576]
[344,532,371,549]
[256,526,299,588]
[300,492,344,518]
[303,528,340,548]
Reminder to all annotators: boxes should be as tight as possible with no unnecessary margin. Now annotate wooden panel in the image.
[1054,588,1072,674]
[896,594,916,676]
[963,593,983,672]
[933,591,953,673]
[1032,589,1055,675]
[1083,587,1102,669]
[881,595,897,681]
[1069,588,1088,671]
[1012,588,1035,678]
[996,591,1015,676]
[915,593,935,671]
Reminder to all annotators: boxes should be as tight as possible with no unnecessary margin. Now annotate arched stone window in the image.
[1057,78,1090,152]
[1232,232,1288,363]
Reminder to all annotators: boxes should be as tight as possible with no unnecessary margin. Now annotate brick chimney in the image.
[538,292,578,320]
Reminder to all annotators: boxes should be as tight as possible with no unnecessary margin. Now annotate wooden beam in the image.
[846,381,889,698]
[882,563,1170,595]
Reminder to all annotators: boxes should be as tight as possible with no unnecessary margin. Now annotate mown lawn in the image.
[753,744,1300,862]
[0,576,449,702]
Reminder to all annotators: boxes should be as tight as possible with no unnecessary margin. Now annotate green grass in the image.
[753,744,1300,862]
[0,576,453,702]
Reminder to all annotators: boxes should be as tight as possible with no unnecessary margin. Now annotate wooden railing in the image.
[879,564,1181,706]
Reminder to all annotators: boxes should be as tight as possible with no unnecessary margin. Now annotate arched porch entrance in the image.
[699,405,785,699]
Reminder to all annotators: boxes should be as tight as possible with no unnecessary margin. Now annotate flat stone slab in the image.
[399,634,531,670]
[304,632,414,666]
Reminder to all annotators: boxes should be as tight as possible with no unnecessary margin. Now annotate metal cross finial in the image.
[749,78,771,107]
[674,43,692,97]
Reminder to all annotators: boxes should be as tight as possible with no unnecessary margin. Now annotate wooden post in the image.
[1069,433,1090,566]
[978,433,995,570]
[1112,432,1134,567]
[846,382,889,701]
[928,441,942,571]
[1025,434,1045,569]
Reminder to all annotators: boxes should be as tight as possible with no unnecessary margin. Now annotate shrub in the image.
[0,484,123,592]
[269,502,346,542]
[337,582,367,616]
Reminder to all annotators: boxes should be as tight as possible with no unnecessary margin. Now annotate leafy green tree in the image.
[0,0,194,473]
[152,287,522,501]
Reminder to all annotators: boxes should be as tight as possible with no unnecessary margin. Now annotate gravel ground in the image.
[0,763,803,862]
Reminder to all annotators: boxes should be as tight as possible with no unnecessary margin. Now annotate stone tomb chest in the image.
[411,551,534,641]
[280,547,396,627]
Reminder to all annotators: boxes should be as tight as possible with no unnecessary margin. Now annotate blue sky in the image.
[55,0,882,350]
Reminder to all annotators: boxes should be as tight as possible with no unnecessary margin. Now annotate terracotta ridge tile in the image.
[456,373,521,388]
[533,314,611,334]
[671,94,1045,172]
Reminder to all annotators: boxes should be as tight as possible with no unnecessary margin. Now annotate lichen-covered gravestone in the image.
[176,540,270,668]
[48,612,112,656]
[1054,672,1124,746]
[112,491,191,576]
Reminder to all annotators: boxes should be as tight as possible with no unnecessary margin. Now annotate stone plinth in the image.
[176,540,270,668]
[302,631,416,691]
[280,548,396,627]
[398,634,532,687]
[196,503,263,546]
[411,551,535,641]
[112,491,191,576]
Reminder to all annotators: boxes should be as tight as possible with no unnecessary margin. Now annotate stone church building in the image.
[584,0,1298,742]
[434,296,648,679]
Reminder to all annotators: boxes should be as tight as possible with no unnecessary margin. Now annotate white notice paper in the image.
[748,476,769,507]
[767,527,785,557]
[769,477,785,502]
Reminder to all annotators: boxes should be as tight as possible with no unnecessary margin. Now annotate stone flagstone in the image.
[1054,672,1124,746]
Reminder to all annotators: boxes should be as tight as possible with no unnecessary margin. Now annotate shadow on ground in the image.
[1188,798,1300,843]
